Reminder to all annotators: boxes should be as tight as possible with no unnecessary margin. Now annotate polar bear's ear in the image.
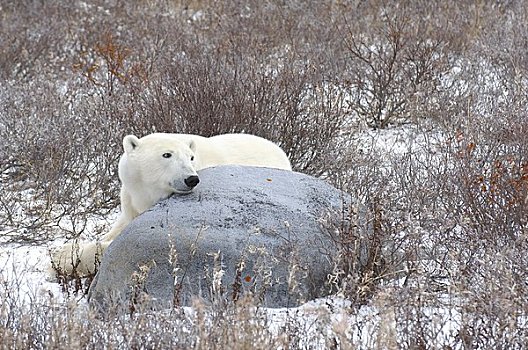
[123,135,140,154]
[189,140,196,152]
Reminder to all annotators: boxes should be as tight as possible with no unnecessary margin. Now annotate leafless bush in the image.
[145,48,349,175]
[0,1,65,81]
[339,1,456,129]
[0,79,122,241]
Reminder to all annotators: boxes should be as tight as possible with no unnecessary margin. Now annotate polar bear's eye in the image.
[162,153,172,158]
[191,156,195,161]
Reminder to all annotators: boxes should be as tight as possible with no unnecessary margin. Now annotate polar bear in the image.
[50,133,291,277]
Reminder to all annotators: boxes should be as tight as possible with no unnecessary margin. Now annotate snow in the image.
[0,244,63,305]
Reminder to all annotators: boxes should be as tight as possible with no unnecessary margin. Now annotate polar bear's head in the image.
[120,134,200,196]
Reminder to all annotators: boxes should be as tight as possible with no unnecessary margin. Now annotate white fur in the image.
[51,133,291,276]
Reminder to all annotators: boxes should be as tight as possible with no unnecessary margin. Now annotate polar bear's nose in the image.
[184,175,200,188]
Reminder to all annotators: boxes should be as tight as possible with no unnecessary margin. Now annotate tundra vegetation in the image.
[1,0,527,348]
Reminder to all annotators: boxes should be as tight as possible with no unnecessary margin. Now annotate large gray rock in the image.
[88,165,354,310]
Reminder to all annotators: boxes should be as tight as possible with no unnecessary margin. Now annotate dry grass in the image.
[1,0,528,348]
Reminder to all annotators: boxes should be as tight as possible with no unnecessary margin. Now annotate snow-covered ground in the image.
[0,244,62,304]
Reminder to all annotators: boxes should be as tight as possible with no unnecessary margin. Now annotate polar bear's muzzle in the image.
[184,175,200,189]
[170,175,200,194]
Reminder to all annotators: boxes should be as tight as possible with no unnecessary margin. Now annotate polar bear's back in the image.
[162,133,290,171]
[139,132,291,171]
[207,133,291,169]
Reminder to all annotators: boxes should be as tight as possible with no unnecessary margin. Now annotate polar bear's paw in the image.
[48,240,108,279]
